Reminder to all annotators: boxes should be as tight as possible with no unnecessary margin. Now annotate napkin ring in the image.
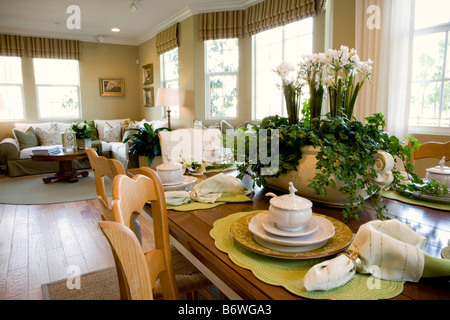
[338,250,362,273]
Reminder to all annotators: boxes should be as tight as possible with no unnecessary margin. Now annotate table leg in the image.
[42,160,89,183]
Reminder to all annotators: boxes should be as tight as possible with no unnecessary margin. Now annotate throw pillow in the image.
[103,122,122,142]
[13,127,39,150]
[94,119,130,141]
[35,124,60,146]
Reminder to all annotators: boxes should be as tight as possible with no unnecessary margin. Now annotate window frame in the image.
[33,58,82,121]
[252,18,313,122]
[409,21,450,134]
[204,39,239,120]
[0,56,25,121]
[160,48,180,119]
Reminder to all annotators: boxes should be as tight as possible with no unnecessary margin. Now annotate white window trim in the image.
[0,56,26,121]
[204,40,239,120]
[160,49,180,119]
[252,19,313,122]
[409,21,450,131]
[34,59,82,121]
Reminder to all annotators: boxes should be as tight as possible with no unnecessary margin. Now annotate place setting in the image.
[230,182,353,259]
[154,161,253,210]
[156,161,197,191]
[382,156,450,209]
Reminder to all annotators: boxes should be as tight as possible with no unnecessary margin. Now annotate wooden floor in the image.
[0,199,155,300]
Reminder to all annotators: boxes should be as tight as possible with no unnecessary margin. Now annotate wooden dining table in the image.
[131,169,450,300]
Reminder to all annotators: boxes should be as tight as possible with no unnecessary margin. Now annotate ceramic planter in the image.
[266,145,394,207]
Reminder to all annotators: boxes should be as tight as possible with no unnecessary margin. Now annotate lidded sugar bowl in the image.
[426,156,450,188]
[266,182,313,232]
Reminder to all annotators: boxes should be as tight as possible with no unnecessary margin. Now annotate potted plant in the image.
[123,122,171,166]
[72,121,93,148]
[236,46,448,220]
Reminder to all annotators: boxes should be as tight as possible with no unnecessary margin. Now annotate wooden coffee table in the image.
[31,149,89,183]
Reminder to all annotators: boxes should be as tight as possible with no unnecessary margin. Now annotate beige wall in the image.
[0,41,141,140]
[79,42,141,121]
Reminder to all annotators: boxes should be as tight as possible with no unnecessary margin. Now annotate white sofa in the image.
[0,119,168,177]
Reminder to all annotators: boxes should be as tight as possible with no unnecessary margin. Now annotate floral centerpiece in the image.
[236,46,448,220]
[71,121,93,140]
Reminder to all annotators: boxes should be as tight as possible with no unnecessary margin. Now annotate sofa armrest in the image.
[0,138,20,161]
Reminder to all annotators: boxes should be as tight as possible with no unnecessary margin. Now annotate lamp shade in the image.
[155,88,180,107]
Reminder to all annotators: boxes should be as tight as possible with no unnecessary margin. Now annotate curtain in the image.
[0,34,26,57]
[355,0,415,141]
[156,23,179,55]
[26,37,81,60]
[198,11,245,41]
[316,0,328,12]
[245,0,316,36]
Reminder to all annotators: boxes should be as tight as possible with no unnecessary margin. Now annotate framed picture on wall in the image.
[143,63,153,85]
[99,78,125,96]
[143,87,154,107]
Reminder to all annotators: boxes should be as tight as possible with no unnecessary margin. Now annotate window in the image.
[33,58,81,120]
[205,39,238,119]
[253,18,313,121]
[409,0,450,132]
[0,56,25,120]
[161,48,180,118]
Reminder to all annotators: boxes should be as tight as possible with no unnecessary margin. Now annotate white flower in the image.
[274,61,296,85]
[78,123,85,130]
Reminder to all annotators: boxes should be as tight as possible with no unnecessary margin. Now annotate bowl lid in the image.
[269,182,313,210]
[426,156,450,175]
[156,161,182,171]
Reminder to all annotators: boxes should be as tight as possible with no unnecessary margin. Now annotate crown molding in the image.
[189,0,263,14]
[0,0,265,47]
[135,7,193,46]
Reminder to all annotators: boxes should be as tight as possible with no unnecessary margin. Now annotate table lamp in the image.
[155,88,180,129]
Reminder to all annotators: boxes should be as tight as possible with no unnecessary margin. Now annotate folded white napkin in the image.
[165,173,248,206]
[304,219,426,291]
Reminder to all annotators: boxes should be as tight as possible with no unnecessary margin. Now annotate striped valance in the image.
[0,34,26,57]
[156,24,179,55]
[26,37,81,60]
[316,0,328,12]
[245,0,317,36]
[198,10,245,41]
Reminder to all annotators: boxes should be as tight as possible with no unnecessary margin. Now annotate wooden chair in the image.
[86,147,142,243]
[99,220,170,300]
[104,168,214,300]
[409,141,450,165]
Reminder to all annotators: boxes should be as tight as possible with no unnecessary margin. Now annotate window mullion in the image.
[438,30,449,126]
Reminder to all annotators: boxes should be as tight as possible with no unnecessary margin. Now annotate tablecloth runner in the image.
[210,211,404,300]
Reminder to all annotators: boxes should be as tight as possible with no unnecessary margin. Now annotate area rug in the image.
[42,267,120,300]
[0,169,112,205]
[42,267,221,300]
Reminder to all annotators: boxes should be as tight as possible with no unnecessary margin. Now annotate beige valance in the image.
[245,0,317,36]
[316,0,328,12]
[156,24,179,55]
[26,37,81,60]
[0,34,26,57]
[198,10,245,41]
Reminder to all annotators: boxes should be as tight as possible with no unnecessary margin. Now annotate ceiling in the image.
[0,0,262,46]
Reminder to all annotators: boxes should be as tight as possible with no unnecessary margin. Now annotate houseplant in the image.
[123,122,171,166]
[72,121,93,148]
[236,47,448,220]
